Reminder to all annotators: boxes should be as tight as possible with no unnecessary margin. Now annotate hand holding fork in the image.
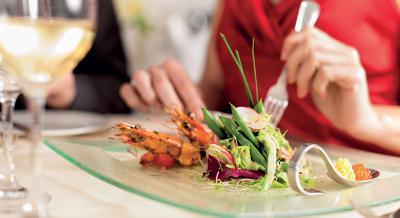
[264,0,320,127]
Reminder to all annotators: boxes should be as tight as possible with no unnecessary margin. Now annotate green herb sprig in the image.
[252,38,258,102]
[220,33,255,108]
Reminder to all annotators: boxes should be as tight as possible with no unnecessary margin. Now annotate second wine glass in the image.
[0,69,25,199]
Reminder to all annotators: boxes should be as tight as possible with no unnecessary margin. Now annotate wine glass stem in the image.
[27,96,45,169]
[0,97,18,187]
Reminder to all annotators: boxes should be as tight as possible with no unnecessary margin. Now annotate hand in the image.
[281,27,381,138]
[120,58,205,118]
[47,71,76,109]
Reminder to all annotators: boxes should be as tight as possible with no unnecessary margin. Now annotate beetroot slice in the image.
[205,156,265,181]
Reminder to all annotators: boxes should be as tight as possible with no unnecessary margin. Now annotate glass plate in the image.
[43,137,400,218]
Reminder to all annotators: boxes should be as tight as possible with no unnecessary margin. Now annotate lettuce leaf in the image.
[263,124,291,151]
[219,138,233,149]
[257,130,277,190]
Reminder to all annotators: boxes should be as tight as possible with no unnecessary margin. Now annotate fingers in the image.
[282,27,364,98]
[281,30,308,60]
[121,59,204,118]
[285,40,314,84]
[162,59,205,117]
[311,64,366,98]
[284,29,319,97]
[47,72,76,109]
[296,57,318,98]
[148,66,184,109]
[120,83,148,111]
[132,70,160,108]
[311,66,330,98]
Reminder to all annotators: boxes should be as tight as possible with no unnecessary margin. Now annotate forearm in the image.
[352,105,400,155]
[198,0,225,111]
[198,80,223,110]
[198,43,224,110]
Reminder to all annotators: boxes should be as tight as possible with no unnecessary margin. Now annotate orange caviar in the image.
[352,164,372,181]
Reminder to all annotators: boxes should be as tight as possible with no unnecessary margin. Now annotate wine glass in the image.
[0,0,97,196]
[0,68,25,199]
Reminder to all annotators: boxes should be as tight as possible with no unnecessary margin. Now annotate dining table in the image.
[7,113,400,218]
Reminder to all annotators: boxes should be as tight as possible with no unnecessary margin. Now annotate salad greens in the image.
[257,130,277,190]
[202,33,314,190]
[232,146,265,171]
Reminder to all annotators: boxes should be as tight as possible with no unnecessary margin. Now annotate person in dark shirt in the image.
[18,0,130,114]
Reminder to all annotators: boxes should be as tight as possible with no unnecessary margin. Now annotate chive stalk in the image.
[220,33,254,108]
[252,38,259,102]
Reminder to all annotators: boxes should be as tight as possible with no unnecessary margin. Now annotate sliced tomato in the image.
[140,152,154,165]
[153,154,176,169]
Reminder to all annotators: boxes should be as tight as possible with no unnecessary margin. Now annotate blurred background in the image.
[113,0,217,83]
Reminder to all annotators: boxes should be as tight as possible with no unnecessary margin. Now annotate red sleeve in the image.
[396,1,400,104]
[397,1,400,104]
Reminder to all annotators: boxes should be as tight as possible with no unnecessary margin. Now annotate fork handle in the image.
[295,1,320,32]
[277,1,319,85]
[276,67,288,84]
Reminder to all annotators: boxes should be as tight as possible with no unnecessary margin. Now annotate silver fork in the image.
[264,0,320,127]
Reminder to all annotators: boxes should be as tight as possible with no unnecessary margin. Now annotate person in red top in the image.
[120,0,400,156]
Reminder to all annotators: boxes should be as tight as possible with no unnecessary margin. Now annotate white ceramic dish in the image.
[14,110,109,136]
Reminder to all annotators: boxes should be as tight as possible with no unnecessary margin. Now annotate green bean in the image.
[250,149,268,172]
[261,148,269,162]
[219,116,268,169]
[201,107,226,139]
[230,104,260,149]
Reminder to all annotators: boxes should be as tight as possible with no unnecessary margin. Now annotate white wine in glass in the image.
[0,18,95,96]
[0,0,97,199]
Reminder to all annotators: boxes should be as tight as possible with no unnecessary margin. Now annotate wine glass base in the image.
[0,191,50,217]
[0,186,27,199]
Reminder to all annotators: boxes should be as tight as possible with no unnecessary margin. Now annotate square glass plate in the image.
[43,137,400,218]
